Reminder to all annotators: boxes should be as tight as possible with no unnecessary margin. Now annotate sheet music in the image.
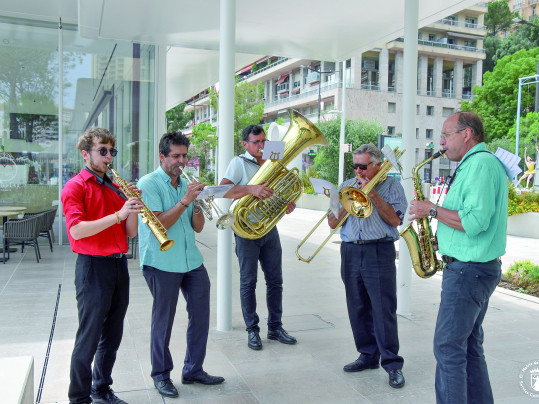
[382,144,400,170]
[329,189,340,218]
[262,141,285,161]
[495,147,522,179]
[309,178,336,197]
[196,184,234,200]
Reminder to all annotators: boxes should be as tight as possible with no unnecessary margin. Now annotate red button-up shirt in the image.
[61,169,128,255]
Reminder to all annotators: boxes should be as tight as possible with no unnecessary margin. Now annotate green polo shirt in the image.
[137,166,204,273]
[438,143,508,262]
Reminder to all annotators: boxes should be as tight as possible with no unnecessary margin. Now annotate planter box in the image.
[507,212,539,239]
[297,193,329,212]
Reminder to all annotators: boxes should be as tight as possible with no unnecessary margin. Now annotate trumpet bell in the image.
[216,213,236,230]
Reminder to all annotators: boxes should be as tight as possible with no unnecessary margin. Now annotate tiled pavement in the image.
[1,207,538,403]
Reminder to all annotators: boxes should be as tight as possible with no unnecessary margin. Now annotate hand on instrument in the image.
[408,200,435,221]
[356,175,369,189]
[286,200,296,214]
[252,183,274,200]
[183,180,207,204]
[119,196,143,220]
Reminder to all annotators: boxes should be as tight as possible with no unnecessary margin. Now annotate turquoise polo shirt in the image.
[137,166,204,273]
[437,143,508,262]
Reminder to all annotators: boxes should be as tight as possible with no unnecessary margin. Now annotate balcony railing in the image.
[265,82,342,108]
[393,37,486,54]
[426,90,436,96]
[361,83,380,91]
[237,57,290,82]
[436,18,486,30]
[442,90,455,98]
[277,82,289,92]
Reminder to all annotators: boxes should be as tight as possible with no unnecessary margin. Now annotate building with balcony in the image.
[507,0,539,21]
[185,3,488,183]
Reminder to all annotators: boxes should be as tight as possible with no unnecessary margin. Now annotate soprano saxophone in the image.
[399,151,444,278]
[108,165,174,252]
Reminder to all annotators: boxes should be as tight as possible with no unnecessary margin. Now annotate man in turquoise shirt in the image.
[138,132,224,398]
[409,111,508,404]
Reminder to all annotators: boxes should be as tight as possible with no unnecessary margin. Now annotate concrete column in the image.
[454,59,463,99]
[471,60,483,87]
[350,55,362,88]
[418,54,428,96]
[397,0,419,317]
[216,0,235,332]
[379,49,389,92]
[434,56,443,97]
[395,52,404,94]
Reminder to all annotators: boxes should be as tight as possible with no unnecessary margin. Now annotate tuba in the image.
[296,147,405,263]
[399,151,444,278]
[230,109,328,239]
[108,165,174,252]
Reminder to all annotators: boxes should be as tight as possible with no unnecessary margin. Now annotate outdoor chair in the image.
[3,214,44,264]
[24,207,58,252]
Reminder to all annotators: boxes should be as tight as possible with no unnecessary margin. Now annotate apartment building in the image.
[507,0,539,20]
[185,3,488,182]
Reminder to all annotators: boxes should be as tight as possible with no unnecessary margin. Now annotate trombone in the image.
[295,147,405,263]
[180,168,235,230]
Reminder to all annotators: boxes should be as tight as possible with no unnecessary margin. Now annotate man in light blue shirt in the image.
[137,132,224,398]
[409,111,508,404]
[328,143,407,389]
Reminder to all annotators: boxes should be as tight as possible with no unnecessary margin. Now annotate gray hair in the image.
[353,143,382,164]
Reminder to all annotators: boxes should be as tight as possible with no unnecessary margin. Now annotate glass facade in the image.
[0,17,156,243]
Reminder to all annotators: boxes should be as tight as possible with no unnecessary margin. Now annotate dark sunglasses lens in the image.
[110,149,118,157]
[99,148,117,156]
[352,164,368,170]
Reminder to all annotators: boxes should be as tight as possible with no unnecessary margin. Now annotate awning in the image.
[291,87,300,93]
[238,63,254,74]
[447,31,484,40]
[275,74,289,85]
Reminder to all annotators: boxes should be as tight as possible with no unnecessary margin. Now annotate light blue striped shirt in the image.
[137,166,204,273]
[223,151,260,185]
[338,176,407,242]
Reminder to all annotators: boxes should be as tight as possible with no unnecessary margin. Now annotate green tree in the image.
[494,18,539,64]
[166,103,194,132]
[483,36,502,74]
[485,0,517,37]
[462,47,539,141]
[190,122,218,183]
[209,77,264,155]
[313,116,382,185]
[507,111,539,165]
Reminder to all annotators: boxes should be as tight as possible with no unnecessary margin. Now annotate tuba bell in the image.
[229,109,328,240]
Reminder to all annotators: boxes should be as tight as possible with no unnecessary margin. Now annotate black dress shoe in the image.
[90,388,128,404]
[388,369,405,388]
[343,358,380,372]
[248,330,262,350]
[154,378,179,398]
[182,371,225,385]
[267,328,297,345]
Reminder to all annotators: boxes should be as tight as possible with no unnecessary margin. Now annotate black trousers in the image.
[68,255,130,404]
[340,241,404,372]
[143,264,210,381]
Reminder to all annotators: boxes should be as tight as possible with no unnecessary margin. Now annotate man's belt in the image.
[89,253,125,259]
[347,236,394,245]
[441,255,500,264]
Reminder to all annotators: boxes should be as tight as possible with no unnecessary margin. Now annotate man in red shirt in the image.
[62,127,141,404]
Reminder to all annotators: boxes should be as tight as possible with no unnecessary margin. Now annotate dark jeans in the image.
[434,259,501,404]
[68,255,130,404]
[340,241,403,371]
[143,264,210,380]
[235,227,283,333]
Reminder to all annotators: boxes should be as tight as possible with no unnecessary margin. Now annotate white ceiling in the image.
[1,0,479,108]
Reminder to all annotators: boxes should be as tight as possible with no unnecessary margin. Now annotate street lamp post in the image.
[302,65,334,122]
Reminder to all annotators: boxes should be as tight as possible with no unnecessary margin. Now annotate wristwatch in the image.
[429,204,438,218]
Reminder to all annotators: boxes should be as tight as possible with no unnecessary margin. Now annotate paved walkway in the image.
[1,207,538,403]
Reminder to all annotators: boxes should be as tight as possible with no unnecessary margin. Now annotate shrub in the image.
[508,183,539,216]
[504,260,539,294]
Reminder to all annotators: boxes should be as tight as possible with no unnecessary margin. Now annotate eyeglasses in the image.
[440,128,465,141]
[246,140,266,146]
[92,147,118,157]
[352,162,373,170]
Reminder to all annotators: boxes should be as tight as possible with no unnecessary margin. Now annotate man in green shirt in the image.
[408,111,507,404]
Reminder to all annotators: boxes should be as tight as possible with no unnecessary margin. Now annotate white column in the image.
[397,0,419,317]
[471,60,483,88]
[155,43,167,169]
[351,55,362,88]
[216,0,235,332]
[379,49,389,93]
[338,60,347,185]
[434,56,443,97]
[58,19,64,246]
[395,52,404,94]
[454,59,463,99]
[418,54,428,96]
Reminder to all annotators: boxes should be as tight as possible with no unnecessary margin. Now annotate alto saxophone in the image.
[399,151,444,278]
[108,165,174,252]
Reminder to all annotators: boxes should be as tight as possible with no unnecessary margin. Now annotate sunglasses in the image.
[352,162,373,170]
[92,147,118,157]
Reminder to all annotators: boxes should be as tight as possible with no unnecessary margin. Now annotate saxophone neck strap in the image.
[239,155,260,167]
[84,167,127,200]
[447,150,491,191]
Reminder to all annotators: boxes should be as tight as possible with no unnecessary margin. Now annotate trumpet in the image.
[179,168,235,230]
[296,147,405,263]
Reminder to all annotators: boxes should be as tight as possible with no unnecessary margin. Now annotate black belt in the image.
[347,237,394,245]
[441,255,500,264]
[89,253,125,259]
